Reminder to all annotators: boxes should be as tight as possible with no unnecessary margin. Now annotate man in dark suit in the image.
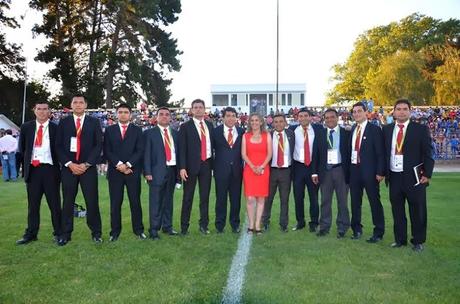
[262,114,295,232]
[212,107,244,234]
[349,101,385,243]
[55,94,103,246]
[16,101,62,245]
[383,99,434,252]
[312,108,351,238]
[290,108,322,232]
[144,107,180,240]
[104,103,146,242]
[179,99,214,235]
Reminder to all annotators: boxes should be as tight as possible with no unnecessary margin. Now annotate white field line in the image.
[221,219,253,304]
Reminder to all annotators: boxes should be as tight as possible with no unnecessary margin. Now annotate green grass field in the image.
[0,173,459,303]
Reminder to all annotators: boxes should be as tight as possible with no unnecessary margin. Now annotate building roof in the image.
[211,83,306,93]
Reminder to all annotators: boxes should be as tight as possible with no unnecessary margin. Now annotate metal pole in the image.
[22,58,28,124]
[275,0,279,113]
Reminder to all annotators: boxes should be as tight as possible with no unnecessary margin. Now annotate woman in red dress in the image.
[241,113,272,234]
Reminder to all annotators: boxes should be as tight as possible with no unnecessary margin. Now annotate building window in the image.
[288,93,292,106]
[212,94,228,107]
[231,94,237,106]
[269,94,273,106]
[281,94,286,106]
[300,93,305,106]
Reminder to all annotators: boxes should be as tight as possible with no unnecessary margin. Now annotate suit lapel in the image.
[27,122,36,152]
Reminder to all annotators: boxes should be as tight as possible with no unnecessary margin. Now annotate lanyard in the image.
[395,127,406,153]
[277,132,285,152]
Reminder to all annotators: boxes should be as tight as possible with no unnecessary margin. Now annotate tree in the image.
[30,0,182,109]
[366,51,434,105]
[327,13,460,105]
[0,0,24,79]
[432,46,460,105]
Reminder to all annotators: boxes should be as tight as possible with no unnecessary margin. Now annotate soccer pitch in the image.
[1,173,459,303]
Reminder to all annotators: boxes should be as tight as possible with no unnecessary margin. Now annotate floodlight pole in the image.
[22,58,28,124]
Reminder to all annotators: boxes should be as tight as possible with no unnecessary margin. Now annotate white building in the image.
[210,83,306,116]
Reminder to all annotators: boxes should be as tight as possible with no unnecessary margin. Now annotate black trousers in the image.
[180,159,211,231]
[214,166,242,231]
[149,166,176,234]
[24,164,61,238]
[349,165,385,237]
[262,167,291,229]
[389,171,427,245]
[108,169,144,237]
[293,161,319,228]
[61,166,102,239]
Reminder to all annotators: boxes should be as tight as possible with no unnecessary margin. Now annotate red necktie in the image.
[395,124,404,155]
[227,128,233,147]
[32,124,43,167]
[163,128,172,162]
[121,125,128,139]
[303,127,311,166]
[354,125,362,164]
[200,121,207,161]
[76,118,81,161]
[277,132,284,167]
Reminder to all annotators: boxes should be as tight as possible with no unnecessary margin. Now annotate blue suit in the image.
[144,126,179,234]
[212,125,244,231]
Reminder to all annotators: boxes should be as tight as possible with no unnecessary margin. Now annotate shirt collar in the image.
[193,117,204,125]
[328,125,339,133]
[118,122,130,128]
[73,113,85,121]
[36,119,50,128]
[224,124,234,133]
[396,120,410,129]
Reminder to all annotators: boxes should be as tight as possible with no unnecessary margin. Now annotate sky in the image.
[5,0,460,107]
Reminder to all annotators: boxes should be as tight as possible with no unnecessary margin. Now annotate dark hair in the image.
[72,94,87,103]
[6,129,13,135]
[394,99,412,110]
[222,107,237,116]
[324,108,338,117]
[157,107,171,113]
[272,114,286,121]
[191,99,205,108]
[352,101,367,112]
[33,101,50,107]
[116,103,132,112]
[298,107,313,116]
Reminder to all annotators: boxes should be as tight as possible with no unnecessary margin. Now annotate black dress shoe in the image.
[16,237,37,245]
[231,227,241,234]
[109,235,119,242]
[351,232,362,240]
[366,236,382,243]
[309,226,318,233]
[280,226,288,233]
[391,242,407,248]
[317,230,329,237]
[92,236,103,244]
[137,233,147,240]
[57,238,70,246]
[292,225,305,231]
[263,223,269,231]
[180,229,188,236]
[164,230,178,236]
[337,232,346,239]
[199,226,210,235]
[216,229,224,234]
[412,243,424,252]
[149,233,160,240]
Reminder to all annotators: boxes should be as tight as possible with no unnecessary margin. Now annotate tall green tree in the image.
[0,0,24,79]
[327,13,460,105]
[30,0,182,109]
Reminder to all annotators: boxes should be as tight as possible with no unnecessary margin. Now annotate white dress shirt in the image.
[326,125,342,165]
[73,113,85,130]
[223,124,238,145]
[160,126,177,166]
[271,130,291,168]
[32,120,53,165]
[193,117,212,159]
[390,120,410,172]
[293,124,314,163]
[0,134,18,153]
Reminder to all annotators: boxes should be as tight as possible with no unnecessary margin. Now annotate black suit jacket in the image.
[289,123,322,174]
[212,125,244,179]
[144,126,179,186]
[18,120,60,183]
[316,126,351,184]
[349,122,385,178]
[103,123,144,175]
[179,119,214,175]
[383,121,434,185]
[55,114,103,166]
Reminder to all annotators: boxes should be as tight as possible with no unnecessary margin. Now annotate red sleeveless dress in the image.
[243,132,270,197]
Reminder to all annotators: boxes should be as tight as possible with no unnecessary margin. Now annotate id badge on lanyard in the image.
[70,137,78,152]
[351,151,358,164]
[327,149,339,164]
